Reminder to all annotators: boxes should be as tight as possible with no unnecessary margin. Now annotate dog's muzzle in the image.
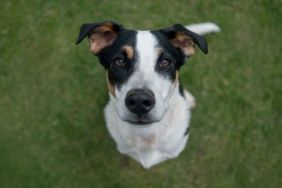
[125,89,155,116]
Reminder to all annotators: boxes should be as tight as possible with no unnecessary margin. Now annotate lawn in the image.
[0,0,281,187]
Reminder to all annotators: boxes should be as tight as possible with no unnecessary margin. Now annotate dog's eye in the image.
[159,58,171,68]
[113,57,125,68]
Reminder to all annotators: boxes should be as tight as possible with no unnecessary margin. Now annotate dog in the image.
[76,21,219,168]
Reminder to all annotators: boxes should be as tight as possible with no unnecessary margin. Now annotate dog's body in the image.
[76,21,219,168]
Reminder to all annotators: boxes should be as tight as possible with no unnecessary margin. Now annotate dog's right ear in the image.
[76,21,123,54]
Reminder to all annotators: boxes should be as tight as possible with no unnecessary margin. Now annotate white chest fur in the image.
[104,90,194,169]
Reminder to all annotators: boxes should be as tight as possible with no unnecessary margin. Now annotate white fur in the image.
[105,85,194,168]
[186,22,220,35]
[104,31,194,168]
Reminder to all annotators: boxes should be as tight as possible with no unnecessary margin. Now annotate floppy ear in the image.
[76,21,123,54]
[159,24,208,56]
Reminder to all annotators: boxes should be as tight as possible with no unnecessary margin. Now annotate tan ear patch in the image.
[89,23,118,54]
[122,45,134,59]
[171,32,195,56]
[106,71,115,97]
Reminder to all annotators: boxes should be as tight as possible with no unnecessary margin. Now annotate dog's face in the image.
[76,21,207,125]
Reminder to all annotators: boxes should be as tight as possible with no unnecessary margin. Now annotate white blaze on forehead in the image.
[134,31,173,100]
[135,31,159,80]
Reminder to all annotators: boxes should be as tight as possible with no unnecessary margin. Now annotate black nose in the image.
[125,89,155,115]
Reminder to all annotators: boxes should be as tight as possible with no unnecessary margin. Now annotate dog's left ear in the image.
[76,21,123,54]
[159,24,208,56]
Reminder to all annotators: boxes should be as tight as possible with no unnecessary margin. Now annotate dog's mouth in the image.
[125,119,156,126]
[120,110,169,126]
[121,115,160,126]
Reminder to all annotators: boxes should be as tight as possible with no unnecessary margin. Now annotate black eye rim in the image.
[161,58,171,66]
[112,56,126,68]
[158,56,175,68]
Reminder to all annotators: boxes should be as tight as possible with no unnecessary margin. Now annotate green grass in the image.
[0,0,281,187]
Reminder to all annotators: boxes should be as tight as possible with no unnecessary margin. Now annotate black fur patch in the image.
[97,30,137,88]
[179,83,185,98]
[151,31,185,81]
[184,126,189,136]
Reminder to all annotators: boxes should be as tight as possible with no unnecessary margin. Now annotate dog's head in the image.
[76,21,207,125]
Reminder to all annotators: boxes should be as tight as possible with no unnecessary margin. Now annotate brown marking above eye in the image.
[155,47,164,55]
[122,45,134,59]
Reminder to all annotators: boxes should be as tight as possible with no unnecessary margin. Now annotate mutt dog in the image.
[76,21,219,168]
